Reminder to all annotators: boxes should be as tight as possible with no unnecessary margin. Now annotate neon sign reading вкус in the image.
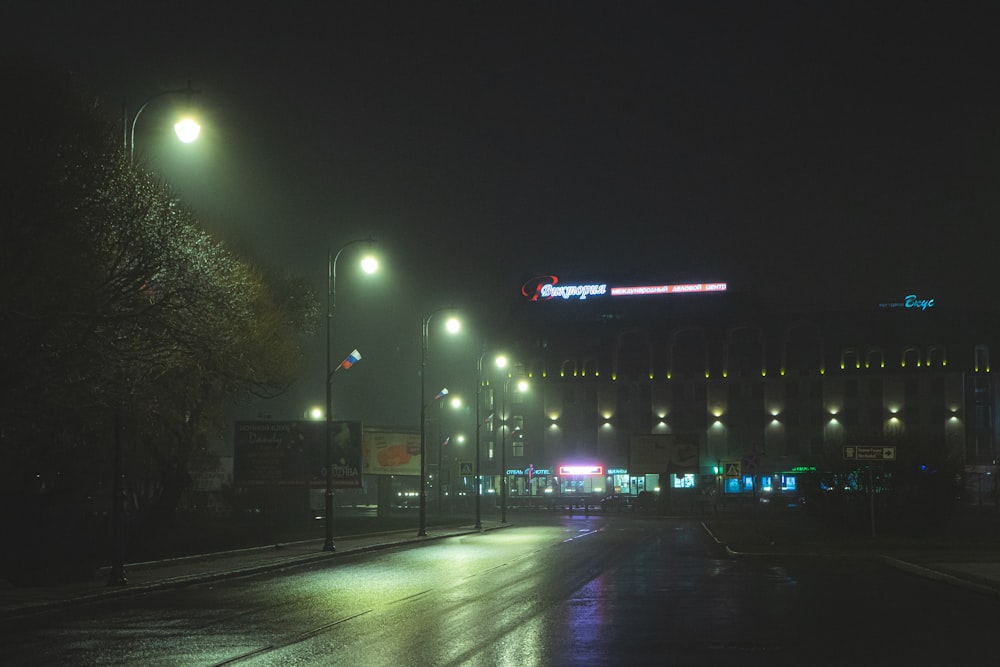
[878,294,936,311]
[521,275,727,302]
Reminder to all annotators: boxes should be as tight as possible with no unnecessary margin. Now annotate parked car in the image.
[600,494,631,511]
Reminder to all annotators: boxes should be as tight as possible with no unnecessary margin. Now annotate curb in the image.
[879,556,1000,600]
[2,524,508,619]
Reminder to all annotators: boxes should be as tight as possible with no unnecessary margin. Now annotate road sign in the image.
[724,461,741,478]
[459,461,474,475]
[843,446,896,461]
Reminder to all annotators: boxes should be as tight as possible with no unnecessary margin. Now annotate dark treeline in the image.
[0,57,317,582]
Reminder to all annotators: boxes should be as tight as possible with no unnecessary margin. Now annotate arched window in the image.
[925,345,946,368]
[901,346,921,368]
[725,324,766,378]
[975,344,990,373]
[865,347,885,370]
[529,358,547,379]
[840,348,860,371]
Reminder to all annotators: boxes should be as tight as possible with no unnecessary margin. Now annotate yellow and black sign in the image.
[724,461,741,478]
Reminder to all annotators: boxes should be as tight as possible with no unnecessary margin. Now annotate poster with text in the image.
[234,420,362,488]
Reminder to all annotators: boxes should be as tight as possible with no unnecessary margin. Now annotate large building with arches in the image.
[480,275,998,507]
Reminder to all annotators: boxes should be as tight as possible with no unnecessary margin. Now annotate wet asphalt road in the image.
[2,514,997,666]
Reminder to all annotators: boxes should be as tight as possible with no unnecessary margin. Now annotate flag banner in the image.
[434,387,449,400]
[339,348,361,370]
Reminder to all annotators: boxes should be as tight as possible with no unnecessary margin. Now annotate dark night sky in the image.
[5,1,999,426]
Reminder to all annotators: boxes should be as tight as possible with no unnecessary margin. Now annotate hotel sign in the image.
[522,275,726,301]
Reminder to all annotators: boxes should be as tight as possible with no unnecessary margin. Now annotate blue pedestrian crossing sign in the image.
[460,461,474,476]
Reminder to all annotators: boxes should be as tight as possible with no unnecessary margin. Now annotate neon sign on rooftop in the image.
[521,275,727,301]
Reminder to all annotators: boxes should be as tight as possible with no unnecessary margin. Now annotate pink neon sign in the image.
[558,465,605,476]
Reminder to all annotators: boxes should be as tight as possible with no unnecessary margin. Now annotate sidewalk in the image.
[0,521,503,619]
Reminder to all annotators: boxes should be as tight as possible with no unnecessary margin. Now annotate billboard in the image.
[629,433,701,474]
[233,420,362,488]
[363,430,421,476]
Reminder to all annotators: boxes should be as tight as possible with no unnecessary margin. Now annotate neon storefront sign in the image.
[558,465,605,476]
[506,467,552,476]
[522,275,726,301]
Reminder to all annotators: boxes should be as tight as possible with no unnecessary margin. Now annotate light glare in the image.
[173,117,201,143]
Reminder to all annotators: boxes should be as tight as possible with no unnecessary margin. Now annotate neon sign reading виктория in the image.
[521,275,727,301]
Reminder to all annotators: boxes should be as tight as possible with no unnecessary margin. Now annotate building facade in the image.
[479,277,999,506]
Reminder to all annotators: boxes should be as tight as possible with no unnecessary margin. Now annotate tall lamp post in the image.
[108,84,203,587]
[419,310,460,536]
[324,239,378,552]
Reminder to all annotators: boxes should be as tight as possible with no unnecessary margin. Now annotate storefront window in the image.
[671,474,696,489]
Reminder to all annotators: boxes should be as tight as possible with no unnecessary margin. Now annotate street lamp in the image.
[108,81,203,587]
[419,310,460,536]
[124,82,201,164]
[324,239,378,552]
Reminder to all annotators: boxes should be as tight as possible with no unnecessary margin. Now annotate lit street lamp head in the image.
[173,117,201,144]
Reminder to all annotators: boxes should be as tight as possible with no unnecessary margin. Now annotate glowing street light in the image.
[108,81,203,587]
[323,238,378,552]
[419,310,460,536]
[173,117,201,144]
[124,81,201,164]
